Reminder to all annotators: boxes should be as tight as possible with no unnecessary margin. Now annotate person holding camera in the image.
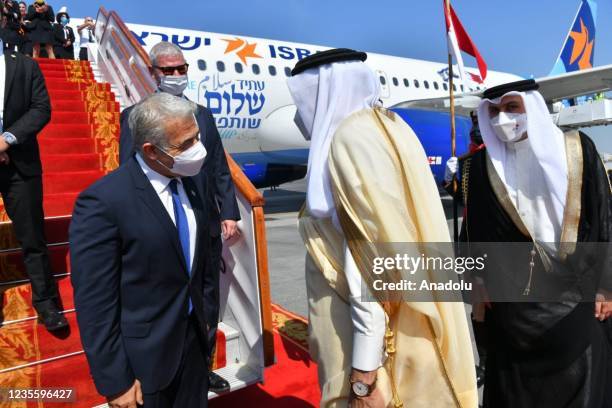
[1,0,22,52]
[26,0,55,58]
[76,15,93,61]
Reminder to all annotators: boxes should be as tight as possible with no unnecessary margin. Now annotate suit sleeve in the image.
[69,27,75,43]
[204,109,240,221]
[69,188,135,397]
[6,59,51,144]
[118,108,134,165]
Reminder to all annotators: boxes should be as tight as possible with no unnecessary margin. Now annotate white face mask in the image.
[157,139,207,177]
[159,75,188,96]
[293,111,311,141]
[490,112,528,143]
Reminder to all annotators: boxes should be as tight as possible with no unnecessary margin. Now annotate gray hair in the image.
[149,42,184,66]
[128,93,196,153]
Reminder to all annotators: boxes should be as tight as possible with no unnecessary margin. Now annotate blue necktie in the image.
[169,179,192,313]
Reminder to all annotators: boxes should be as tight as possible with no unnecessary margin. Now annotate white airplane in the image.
[79,0,610,188]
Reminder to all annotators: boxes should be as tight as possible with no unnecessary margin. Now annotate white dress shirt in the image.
[136,154,197,270]
[505,139,562,250]
[345,243,387,371]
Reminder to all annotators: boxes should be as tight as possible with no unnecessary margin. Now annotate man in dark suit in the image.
[0,44,66,331]
[71,93,211,407]
[118,41,240,393]
[52,7,74,60]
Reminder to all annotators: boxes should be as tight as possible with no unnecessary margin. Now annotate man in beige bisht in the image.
[287,48,477,408]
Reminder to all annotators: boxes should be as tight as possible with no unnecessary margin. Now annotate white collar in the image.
[135,153,180,195]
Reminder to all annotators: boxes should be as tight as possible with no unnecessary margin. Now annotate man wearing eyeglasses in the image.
[119,41,240,394]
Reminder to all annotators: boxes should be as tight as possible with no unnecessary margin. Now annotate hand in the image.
[595,291,612,321]
[221,220,239,240]
[348,369,384,408]
[66,40,71,46]
[0,137,10,153]
[107,379,143,408]
[444,156,458,183]
[0,152,10,166]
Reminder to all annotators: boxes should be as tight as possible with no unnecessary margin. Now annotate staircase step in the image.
[51,100,120,112]
[39,137,96,154]
[43,171,102,195]
[40,124,93,138]
[0,311,82,372]
[42,70,94,79]
[42,193,79,218]
[45,81,110,92]
[0,215,70,250]
[0,244,69,283]
[50,112,91,125]
[43,154,102,172]
[47,90,116,101]
[1,275,74,324]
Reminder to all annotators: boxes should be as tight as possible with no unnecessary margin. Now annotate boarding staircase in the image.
[0,8,273,407]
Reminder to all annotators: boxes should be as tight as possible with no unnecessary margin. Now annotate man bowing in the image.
[71,93,211,407]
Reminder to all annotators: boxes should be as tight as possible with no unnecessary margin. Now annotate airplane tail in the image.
[550,0,597,75]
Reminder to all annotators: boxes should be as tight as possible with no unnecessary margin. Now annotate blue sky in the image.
[61,0,612,150]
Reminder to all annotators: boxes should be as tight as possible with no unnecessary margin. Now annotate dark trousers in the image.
[54,46,74,60]
[207,235,222,365]
[0,167,58,312]
[78,47,88,61]
[143,315,208,408]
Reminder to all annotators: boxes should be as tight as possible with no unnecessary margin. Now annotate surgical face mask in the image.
[490,112,528,143]
[293,111,310,141]
[159,75,188,96]
[156,139,206,177]
[60,17,69,26]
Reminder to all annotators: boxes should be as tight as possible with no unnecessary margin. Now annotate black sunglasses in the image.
[153,63,189,76]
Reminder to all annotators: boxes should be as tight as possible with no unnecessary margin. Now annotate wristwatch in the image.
[2,132,17,145]
[350,378,376,398]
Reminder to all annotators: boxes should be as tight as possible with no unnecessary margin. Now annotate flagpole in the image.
[445,0,459,245]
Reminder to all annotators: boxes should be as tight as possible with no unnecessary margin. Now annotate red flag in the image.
[444,1,487,82]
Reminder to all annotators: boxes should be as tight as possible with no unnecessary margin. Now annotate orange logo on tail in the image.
[569,18,594,70]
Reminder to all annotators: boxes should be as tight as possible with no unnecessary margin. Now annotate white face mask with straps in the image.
[490,112,528,143]
[156,139,206,177]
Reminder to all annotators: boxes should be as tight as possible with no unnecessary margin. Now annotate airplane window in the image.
[269,66,277,76]
[285,67,291,77]
[460,85,465,92]
[392,77,399,87]
[414,79,420,88]
[197,59,206,71]
[443,83,448,91]
[453,84,457,92]
[424,80,430,89]
[234,63,243,73]
[217,61,225,72]
[252,64,261,75]
[379,76,386,85]
[403,78,409,87]
[433,82,439,90]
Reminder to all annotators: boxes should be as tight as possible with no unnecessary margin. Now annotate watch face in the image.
[352,381,369,397]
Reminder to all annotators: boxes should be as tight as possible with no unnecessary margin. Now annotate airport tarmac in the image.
[261,178,461,317]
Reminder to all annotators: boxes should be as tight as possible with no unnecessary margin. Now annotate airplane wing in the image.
[536,63,612,102]
[392,64,612,114]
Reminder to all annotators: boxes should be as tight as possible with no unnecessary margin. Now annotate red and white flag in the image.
[444,1,487,84]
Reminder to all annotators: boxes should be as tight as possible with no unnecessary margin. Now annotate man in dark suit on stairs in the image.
[118,41,240,394]
[71,93,212,407]
[0,40,67,332]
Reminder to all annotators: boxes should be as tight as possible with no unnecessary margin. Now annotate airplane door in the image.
[375,70,390,99]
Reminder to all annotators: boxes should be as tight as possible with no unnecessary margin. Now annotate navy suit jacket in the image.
[69,157,211,396]
[119,102,240,237]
